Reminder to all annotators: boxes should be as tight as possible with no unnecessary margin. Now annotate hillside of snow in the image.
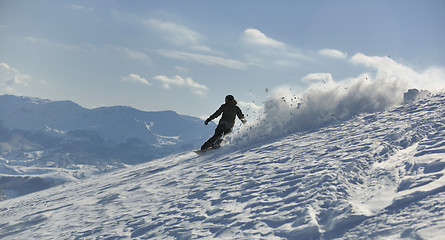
[1,91,444,239]
[0,94,214,200]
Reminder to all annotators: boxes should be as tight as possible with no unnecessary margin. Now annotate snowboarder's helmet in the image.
[225,95,235,102]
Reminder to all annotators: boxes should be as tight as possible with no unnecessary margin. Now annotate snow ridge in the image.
[0,93,444,239]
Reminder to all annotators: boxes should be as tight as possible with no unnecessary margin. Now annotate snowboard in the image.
[193,142,222,154]
[194,137,228,154]
[193,149,216,154]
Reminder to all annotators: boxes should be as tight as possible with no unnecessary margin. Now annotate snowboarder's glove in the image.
[204,118,211,125]
[241,118,247,124]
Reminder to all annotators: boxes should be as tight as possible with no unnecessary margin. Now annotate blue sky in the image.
[1,0,444,118]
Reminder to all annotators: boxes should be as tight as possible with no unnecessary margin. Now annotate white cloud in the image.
[241,28,285,49]
[153,75,183,89]
[189,45,223,55]
[302,73,333,83]
[155,49,247,70]
[66,5,94,12]
[145,19,219,54]
[153,75,209,95]
[145,19,201,46]
[0,62,31,94]
[122,74,151,86]
[318,49,347,59]
[240,28,312,68]
[107,45,151,62]
[186,78,208,95]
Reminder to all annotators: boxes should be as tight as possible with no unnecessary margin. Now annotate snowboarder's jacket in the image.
[206,100,246,126]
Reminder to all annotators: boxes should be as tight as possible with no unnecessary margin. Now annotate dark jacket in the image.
[208,100,245,125]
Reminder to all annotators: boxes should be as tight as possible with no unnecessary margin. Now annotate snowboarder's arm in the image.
[205,105,224,125]
[209,105,224,120]
[237,107,247,124]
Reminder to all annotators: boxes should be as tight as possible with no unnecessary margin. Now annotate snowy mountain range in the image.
[0,94,214,199]
[0,91,444,239]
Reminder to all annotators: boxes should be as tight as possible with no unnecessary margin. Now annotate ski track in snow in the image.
[0,94,444,239]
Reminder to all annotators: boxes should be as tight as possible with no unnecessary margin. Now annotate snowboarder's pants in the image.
[201,122,233,150]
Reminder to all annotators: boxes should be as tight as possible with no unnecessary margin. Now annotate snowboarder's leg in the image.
[212,138,223,149]
[211,124,233,149]
[201,136,218,150]
[201,124,225,150]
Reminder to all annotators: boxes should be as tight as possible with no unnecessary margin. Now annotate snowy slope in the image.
[0,93,444,239]
[0,95,214,200]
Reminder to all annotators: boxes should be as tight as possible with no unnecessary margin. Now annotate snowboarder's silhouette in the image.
[201,95,246,150]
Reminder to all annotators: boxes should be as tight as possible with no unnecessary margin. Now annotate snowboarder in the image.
[201,95,246,151]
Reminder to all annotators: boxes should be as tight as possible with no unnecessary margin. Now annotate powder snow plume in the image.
[234,53,445,145]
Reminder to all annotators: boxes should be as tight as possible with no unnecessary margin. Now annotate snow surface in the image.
[0,92,444,239]
[0,95,214,200]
